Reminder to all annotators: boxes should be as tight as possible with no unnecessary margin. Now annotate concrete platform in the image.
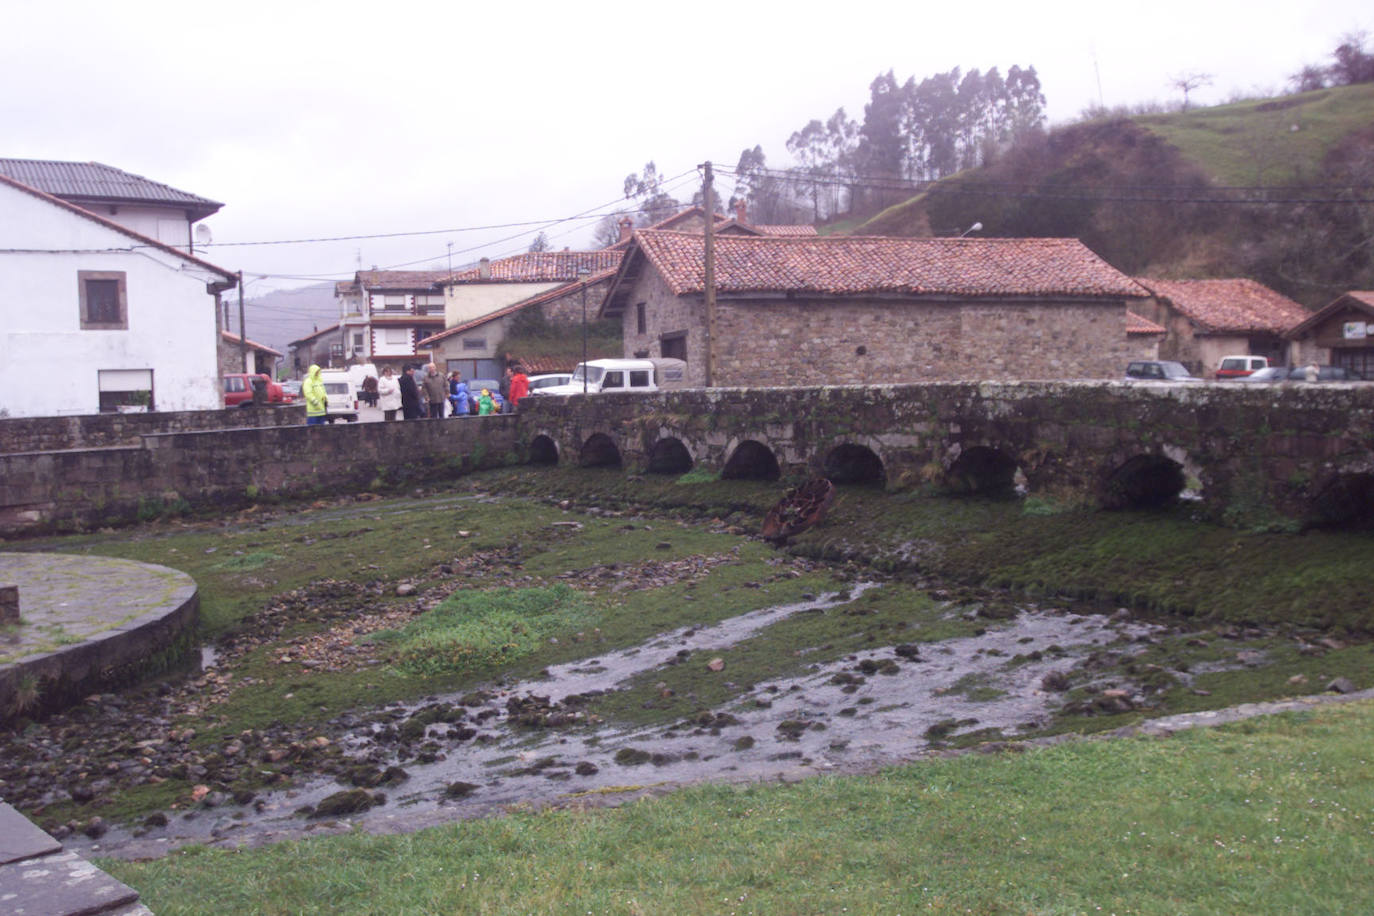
[0,552,198,724]
[0,803,151,915]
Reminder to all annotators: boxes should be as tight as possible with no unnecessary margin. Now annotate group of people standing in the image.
[373,364,528,421]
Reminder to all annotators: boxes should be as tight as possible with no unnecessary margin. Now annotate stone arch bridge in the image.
[520,382,1374,529]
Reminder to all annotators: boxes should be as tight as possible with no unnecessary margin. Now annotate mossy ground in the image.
[4,465,1371,831]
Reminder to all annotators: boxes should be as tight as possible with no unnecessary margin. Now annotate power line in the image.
[194,168,701,251]
[717,164,1374,204]
[232,170,706,281]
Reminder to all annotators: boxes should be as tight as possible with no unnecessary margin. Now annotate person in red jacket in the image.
[507,365,529,412]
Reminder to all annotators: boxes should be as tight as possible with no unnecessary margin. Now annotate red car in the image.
[223,373,293,407]
[1214,355,1268,379]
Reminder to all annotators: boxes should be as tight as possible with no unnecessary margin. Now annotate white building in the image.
[0,167,237,417]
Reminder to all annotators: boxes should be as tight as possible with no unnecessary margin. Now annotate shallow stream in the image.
[78,585,1168,860]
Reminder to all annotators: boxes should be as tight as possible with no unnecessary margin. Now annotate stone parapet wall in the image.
[520,381,1374,527]
[0,416,520,538]
[0,406,306,454]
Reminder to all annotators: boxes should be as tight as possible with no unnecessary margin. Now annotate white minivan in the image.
[539,358,687,396]
[316,369,359,422]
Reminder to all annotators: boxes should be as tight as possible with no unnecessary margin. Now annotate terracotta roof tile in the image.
[221,331,283,357]
[752,224,818,236]
[506,354,582,374]
[1126,311,1166,334]
[1134,278,1311,334]
[418,268,618,347]
[1346,291,1374,309]
[445,250,622,284]
[635,231,1147,299]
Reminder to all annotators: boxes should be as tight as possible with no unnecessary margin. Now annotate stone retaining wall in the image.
[0,416,522,538]
[0,405,306,454]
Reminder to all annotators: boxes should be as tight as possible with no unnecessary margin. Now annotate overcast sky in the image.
[5,0,1369,293]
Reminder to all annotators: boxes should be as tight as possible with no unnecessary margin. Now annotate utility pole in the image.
[237,271,248,372]
[701,161,716,387]
[579,267,590,394]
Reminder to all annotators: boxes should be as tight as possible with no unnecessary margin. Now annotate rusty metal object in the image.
[761,477,835,542]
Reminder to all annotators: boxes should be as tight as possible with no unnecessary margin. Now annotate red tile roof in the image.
[753,224,818,236]
[418,268,618,347]
[1126,311,1166,335]
[221,331,283,357]
[634,231,1148,299]
[608,208,817,249]
[444,250,622,284]
[506,354,583,374]
[1133,278,1311,334]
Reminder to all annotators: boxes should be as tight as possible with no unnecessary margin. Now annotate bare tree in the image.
[1168,71,1213,110]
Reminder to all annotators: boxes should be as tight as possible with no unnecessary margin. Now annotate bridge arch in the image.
[528,434,559,466]
[722,440,781,480]
[1309,471,1374,529]
[579,433,622,468]
[945,445,1022,497]
[647,436,694,474]
[824,442,886,487]
[1101,453,1187,509]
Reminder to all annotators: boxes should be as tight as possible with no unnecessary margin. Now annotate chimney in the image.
[619,216,634,244]
[478,257,491,280]
[735,200,747,223]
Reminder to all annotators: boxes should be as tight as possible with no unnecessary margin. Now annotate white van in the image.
[317,369,359,422]
[539,358,687,396]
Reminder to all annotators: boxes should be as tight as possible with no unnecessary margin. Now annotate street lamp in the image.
[578,266,591,394]
[958,221,983,238]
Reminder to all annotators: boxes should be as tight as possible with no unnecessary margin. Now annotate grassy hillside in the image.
[1137,82,1374,186]
[852,83,1374,306]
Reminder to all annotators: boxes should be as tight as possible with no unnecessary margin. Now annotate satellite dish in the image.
[195,224,213,246]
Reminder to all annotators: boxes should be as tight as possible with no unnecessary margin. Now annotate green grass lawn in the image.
[6,468,1371,914]
[105,698,1374,915]
[1137,83,1374,187]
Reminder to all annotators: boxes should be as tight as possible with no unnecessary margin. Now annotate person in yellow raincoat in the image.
[477,388,496,416]
[302,364,328,425]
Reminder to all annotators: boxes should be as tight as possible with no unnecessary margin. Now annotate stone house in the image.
[218,332,282,377]
[287,323,343,375]
[1286,290,1374,377]
[601,231,1154,386]
[420,207,819,377]
[1131,278,1312,377]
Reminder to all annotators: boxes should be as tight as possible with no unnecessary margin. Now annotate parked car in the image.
[1215,355,1268,379]
[465,379,505,414]
[280,379,302,399]
[223,373,293,407]
[526,373,573,395]
[1124,360,1203,382]
[1234,366,1292,382]
[1236,365,1367,383]
[538,358,688,396]
[1286,365,1365,382]
[316,370,359,422]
